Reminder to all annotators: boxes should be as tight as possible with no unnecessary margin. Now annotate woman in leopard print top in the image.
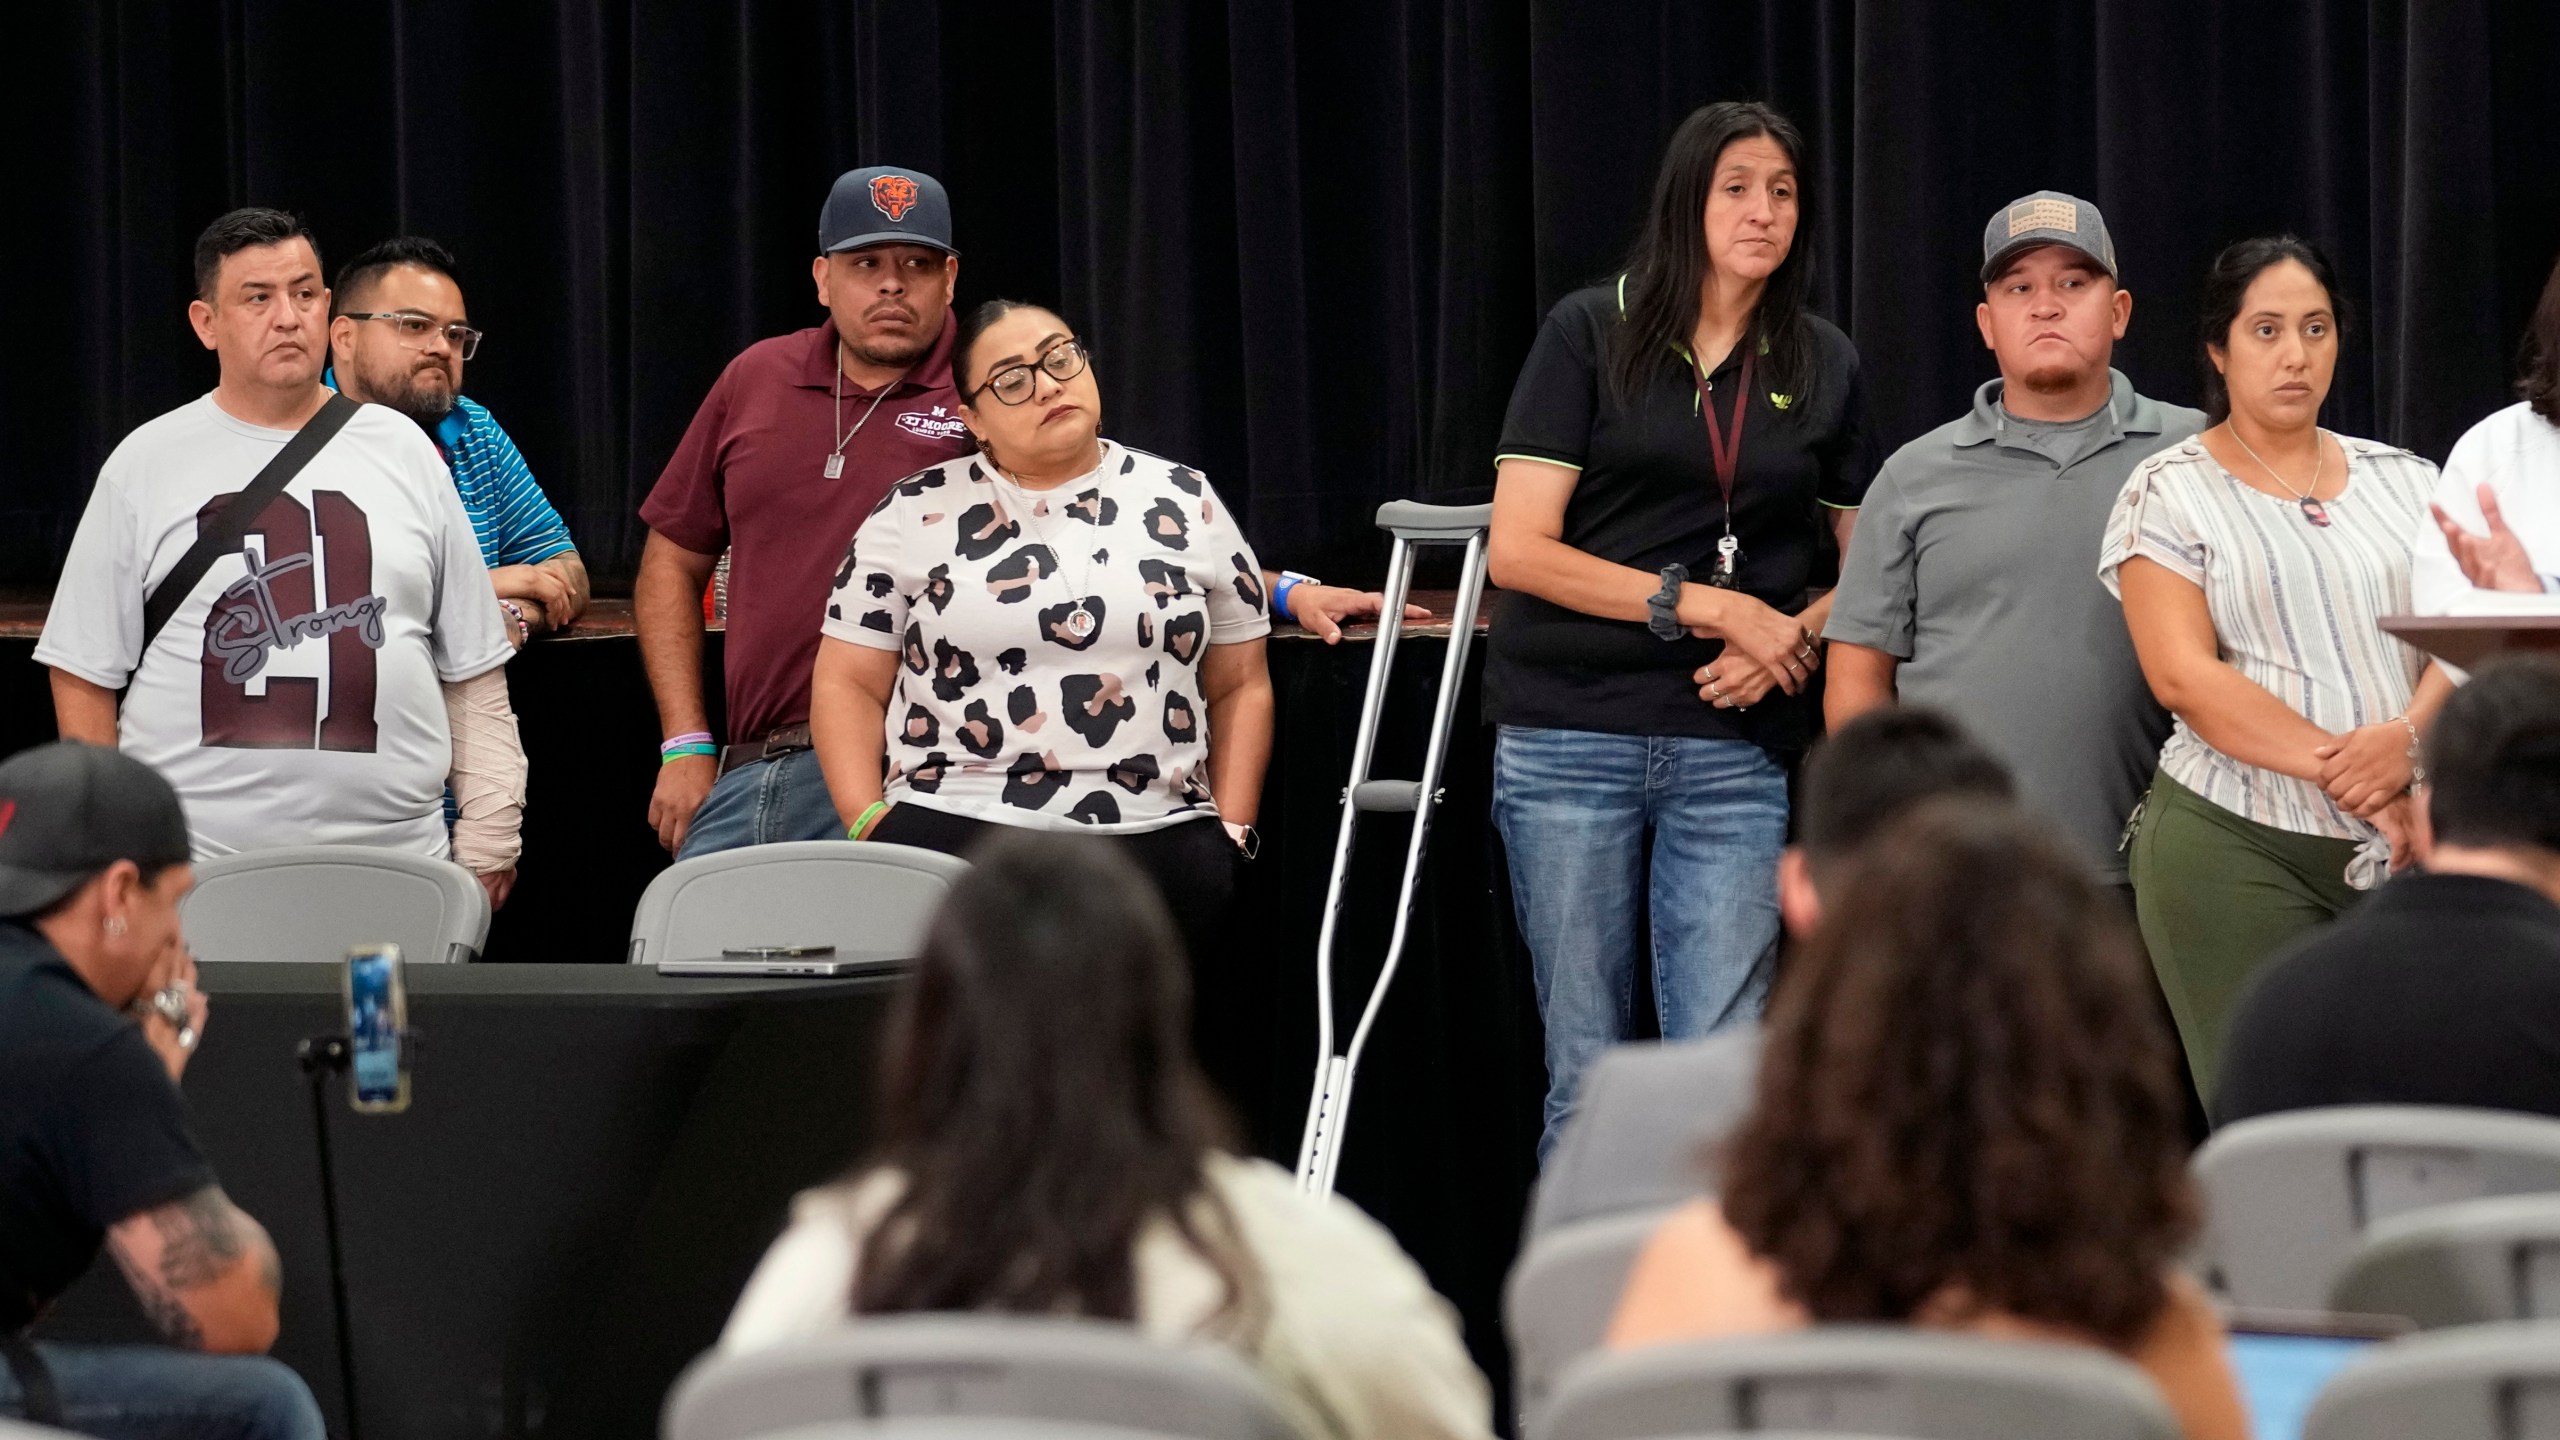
[810,299,1274,958]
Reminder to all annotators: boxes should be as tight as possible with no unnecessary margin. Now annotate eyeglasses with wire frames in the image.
[342,311,485,361]
[966,337,1090,406]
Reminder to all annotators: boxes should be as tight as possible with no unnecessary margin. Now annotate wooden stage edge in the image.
[0,590,1493,645]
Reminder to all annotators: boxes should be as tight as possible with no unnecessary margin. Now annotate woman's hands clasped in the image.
[1687,592,1821,711]
[2313,721,2414,819]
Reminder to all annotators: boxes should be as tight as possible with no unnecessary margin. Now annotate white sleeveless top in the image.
[2098,433,2437,887]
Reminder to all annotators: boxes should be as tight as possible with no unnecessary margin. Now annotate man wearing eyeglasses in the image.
[635,166,975,858]
[327,238,589,646]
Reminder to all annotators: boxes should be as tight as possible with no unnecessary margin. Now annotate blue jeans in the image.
[677,748,845,860]
[0,1343,323,1440]
[1493,725,1788,1161]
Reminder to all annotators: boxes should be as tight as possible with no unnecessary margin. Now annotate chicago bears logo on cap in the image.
[871,174,922,222]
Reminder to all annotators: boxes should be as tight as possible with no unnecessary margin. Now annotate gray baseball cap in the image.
[0,742,191,918]
[1980,190,2118,283]
[819,166,957,258]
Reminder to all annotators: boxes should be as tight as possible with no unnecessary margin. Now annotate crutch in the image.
[1294,500,1495,1197]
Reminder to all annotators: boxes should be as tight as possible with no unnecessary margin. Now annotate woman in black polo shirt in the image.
[1486,101,1873,1160]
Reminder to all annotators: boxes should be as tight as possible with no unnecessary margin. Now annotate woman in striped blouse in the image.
[2100,235,2455,1101]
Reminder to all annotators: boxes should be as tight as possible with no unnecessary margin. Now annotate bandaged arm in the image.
[443,667,527,873]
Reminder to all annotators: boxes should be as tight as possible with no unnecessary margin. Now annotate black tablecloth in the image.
[32,962,898,1440]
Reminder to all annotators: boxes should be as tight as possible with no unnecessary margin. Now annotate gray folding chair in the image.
[1529,1033,1762,1238]
[181,844,490,964]
[0,1420,93,1440]
[1507,1207,1678,1424]
[2194,1106,2560,1308]
[750,1422,1203,1440]
[626,840,970,967]
[2303,1320,2560,1440]
[663,1317,1297,1440]
[1532,1328,2180,1440]
[2333,1194,2560,1327]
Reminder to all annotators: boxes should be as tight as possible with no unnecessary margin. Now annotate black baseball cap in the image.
[819,166,957,258]
[0,743,192,918]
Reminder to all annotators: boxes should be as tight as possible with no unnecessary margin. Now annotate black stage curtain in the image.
[13,1,2560,592]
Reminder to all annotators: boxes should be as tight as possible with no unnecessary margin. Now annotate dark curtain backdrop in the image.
[11,1,2560,592]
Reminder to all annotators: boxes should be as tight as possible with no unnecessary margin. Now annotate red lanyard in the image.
[1693,346,1753,516]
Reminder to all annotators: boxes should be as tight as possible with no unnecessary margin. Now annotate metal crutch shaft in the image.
[1295,501,1494,1197]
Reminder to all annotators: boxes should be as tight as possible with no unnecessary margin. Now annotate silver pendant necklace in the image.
[2229,426,2332,528]
[824,344,907,480]
[1000,451,1107,639]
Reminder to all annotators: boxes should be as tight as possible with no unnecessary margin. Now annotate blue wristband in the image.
[1272,575,1300,622]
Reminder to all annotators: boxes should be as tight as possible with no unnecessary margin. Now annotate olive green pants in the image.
[2126,768,2362,1105]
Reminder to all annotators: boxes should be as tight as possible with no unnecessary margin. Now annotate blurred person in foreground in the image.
[2218,656,2560,1124]
[1610,800,2245,1440]
[719,831,1494,1440]
[0,743,321,1439]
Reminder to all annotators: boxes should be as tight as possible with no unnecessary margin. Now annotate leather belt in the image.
[717,722,814,778]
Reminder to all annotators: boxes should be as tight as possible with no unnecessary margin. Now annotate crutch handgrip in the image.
[1350,780,1429,813]
[1375,500,1494,538]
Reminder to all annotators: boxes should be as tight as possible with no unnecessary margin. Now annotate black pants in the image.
[866,805,1240,967]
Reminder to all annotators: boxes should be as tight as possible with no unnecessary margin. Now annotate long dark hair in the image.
[850,832,1259,1333]
[2518,253,2560,426]
[2195,234,2351,424]
[1607,101,1819,411]
[1720,800,2198,1348]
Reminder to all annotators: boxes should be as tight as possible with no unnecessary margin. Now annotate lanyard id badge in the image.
[1694,348,1754,589]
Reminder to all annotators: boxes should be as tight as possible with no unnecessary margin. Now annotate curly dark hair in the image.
[1719,799,2198,1348]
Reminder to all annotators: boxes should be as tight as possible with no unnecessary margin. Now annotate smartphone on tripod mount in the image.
[344,944,410,1114]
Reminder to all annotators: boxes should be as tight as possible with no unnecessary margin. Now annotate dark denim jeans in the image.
[676,747,845,860]
[1493,725,1788,1161]
[0,1343,323,1440]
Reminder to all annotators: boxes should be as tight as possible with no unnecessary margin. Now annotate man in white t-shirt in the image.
[35,208,528,907]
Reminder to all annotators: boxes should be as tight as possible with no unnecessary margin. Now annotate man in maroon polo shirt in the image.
[636,166,973,856]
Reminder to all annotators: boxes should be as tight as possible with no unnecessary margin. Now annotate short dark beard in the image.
[2013,360,2099,396]
[349,352,457,423]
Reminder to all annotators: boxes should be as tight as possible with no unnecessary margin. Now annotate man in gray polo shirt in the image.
[1823,191,2203,890]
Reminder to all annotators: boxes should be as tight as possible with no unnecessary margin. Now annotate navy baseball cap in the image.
[0,742,191,917]
[819,166,957,258]
[1981,190,2119,283]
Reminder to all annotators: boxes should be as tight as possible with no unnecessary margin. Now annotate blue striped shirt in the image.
[324,370,575,569]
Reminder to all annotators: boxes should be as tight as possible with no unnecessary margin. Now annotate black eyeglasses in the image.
[968,338,1090,405]
[342,312,484,361]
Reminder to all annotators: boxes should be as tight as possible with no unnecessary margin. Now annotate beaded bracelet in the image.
[2392,714,2426,786]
